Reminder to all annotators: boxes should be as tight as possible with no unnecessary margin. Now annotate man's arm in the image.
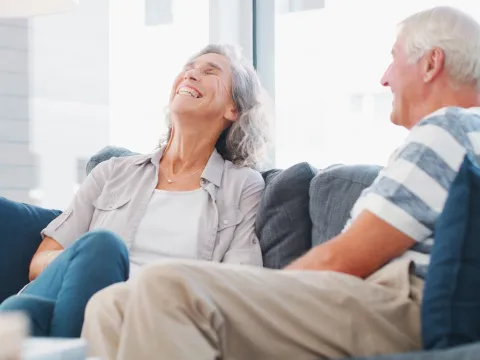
[285,210,415,278]
[286,114,471,277]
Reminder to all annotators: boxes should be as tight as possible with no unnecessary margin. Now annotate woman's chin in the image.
[170,101,199,115]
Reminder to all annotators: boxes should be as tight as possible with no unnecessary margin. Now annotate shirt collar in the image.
[133,145,225,187]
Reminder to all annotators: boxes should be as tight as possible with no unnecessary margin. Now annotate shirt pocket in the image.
[91,192,131,230]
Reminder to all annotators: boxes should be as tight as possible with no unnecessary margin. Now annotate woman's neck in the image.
[161,126,217,175]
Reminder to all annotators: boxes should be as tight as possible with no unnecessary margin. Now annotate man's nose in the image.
[380,64,392,87]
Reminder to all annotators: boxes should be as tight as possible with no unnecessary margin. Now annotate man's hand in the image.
[284,211,416,278]
[285,247,328,271]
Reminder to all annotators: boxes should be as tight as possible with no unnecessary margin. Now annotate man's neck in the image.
[409,86,480,129]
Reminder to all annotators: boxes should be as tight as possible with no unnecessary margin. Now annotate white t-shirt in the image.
[129,188,208,278]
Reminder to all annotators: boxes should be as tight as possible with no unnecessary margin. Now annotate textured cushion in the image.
[309,164,381,246]
[422,155,480,350]
[0,197,61,303]
[256,163,317,269]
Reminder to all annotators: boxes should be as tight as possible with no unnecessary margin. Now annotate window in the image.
[0,0,251,209]
[258,0,480,169]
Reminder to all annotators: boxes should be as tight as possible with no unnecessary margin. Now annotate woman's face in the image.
[169,53,238,123]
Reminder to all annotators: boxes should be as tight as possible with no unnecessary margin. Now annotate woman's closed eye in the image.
[204,68,217,75]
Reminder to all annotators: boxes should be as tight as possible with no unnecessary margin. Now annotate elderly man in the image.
[82,6,480,360]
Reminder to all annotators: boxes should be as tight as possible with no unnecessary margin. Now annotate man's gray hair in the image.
[398,6,480,88]
[163,44,272,170]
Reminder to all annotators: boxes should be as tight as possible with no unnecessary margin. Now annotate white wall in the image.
[108,0,210,154]
[29,0,110,209]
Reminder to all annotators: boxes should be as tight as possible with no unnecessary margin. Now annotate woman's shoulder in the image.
[109,152,153,167]
[87,146,151,173]
[88,151,157,180]
[223,161,265,187]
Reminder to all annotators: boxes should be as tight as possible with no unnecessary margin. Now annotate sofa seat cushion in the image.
[256,163,317,269]
[422,155,480,349]
[309,164,381,246]
[0,197,61,303]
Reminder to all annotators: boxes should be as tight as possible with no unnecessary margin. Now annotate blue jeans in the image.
[0,229,129,338]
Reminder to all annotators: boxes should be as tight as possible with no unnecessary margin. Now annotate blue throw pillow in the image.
[0,197,61,303]
[422,155,480,349]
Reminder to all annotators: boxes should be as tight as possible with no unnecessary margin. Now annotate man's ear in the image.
[423,48,445,83]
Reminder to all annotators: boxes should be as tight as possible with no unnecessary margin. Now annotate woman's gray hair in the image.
[162,44,272,169]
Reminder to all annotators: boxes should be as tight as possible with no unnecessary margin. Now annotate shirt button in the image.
[108,205,113,209]
[223,220,229,225]
[253,239,257,244]
[200,179,206,185]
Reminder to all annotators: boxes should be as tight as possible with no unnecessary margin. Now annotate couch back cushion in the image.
[256,163,318,269]
[422,155,480,349]
[309,164,381,246]
[0,197,61,302]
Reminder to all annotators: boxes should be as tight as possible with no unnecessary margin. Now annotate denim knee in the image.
[0,294,55,336]
[0,294,55,313]
[74,229,128,260]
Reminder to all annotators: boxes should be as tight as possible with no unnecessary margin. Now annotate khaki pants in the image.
[81,259,423,360]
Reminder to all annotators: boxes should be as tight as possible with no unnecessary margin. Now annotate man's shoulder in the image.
[403,106,480,160]
[416,106,480,135]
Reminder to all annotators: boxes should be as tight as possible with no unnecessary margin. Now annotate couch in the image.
[2,145,480,360]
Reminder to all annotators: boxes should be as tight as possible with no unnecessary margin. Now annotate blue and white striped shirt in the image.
[348,107,480,278]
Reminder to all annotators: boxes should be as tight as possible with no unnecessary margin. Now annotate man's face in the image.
[380,37,425,129]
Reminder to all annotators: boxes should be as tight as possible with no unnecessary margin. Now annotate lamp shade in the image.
[0,0,79,17]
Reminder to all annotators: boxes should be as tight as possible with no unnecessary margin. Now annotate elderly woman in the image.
[0,44,271,338]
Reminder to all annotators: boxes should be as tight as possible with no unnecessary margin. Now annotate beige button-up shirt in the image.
[42,147,264,266]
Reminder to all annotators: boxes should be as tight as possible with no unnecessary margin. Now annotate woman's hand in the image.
[29,237,64,281]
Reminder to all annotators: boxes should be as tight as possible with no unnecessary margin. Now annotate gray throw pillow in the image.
[256,163,318,269]
[309,164,381,246]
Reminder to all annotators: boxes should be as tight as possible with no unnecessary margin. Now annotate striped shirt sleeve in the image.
[350,118,466,242]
